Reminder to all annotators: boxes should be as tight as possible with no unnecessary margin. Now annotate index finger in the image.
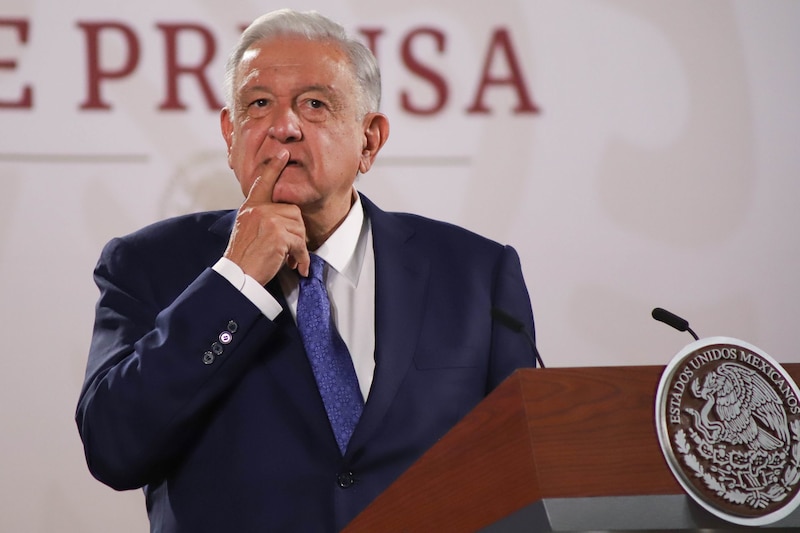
[243,149,290,206]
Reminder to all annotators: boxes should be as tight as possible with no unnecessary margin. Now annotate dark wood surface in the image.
[521,365,680,498]
[344,364,800,532]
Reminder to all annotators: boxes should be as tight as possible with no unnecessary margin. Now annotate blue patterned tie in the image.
[296,254,364,454]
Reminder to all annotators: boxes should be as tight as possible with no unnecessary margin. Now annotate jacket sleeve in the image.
[487,244,540,389]
[75,236,277,490]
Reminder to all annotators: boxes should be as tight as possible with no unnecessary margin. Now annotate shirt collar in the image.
[312,190,367,287]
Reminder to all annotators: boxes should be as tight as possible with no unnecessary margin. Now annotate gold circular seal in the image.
[656,336,800,526]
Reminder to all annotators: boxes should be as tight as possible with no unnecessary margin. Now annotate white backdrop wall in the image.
[1,0,798,531]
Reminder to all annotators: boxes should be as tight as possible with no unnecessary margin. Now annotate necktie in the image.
[296,254,364,454]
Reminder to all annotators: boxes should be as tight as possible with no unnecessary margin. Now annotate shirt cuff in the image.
[212,257,283,320]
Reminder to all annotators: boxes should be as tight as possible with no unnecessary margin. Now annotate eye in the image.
[301,98,330,122]
[245,97,270,118]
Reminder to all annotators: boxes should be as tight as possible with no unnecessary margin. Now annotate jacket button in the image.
[337,471,355,488]
[227,320,238,333]
[219,331,233,344]
[211,341,224,355]
[202,351,215,365]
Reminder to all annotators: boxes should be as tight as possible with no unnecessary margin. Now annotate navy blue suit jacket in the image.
[76,194,538,532]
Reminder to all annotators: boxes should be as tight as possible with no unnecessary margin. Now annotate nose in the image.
[267,105,302,143]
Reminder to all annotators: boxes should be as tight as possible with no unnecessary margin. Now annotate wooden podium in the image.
[343,365,800,532]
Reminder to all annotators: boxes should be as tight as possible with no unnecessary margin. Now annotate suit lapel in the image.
[207,209,236,240]
[208,203,432,456]
[348,195,430,453]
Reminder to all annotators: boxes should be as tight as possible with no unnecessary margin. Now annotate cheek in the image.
[228,132,261,197]
[316,127,363,171]
[230,127,263,169]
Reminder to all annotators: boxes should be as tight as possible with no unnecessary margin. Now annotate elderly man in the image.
[77,8,539,532]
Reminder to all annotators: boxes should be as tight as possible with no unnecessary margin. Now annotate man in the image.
[76,9,539,532]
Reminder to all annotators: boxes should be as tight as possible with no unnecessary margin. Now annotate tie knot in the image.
[308,253,326,282]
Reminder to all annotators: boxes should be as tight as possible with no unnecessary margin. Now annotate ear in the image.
[220,107,234,169]
[358,113,390,174]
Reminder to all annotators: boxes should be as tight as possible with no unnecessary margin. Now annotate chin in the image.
[272,189,313,207]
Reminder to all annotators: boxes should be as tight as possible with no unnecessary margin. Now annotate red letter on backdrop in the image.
[0,18,33,109]
[77,21,140,110]
[467,28,539,115]
[358,28,384,59]
[157,23,223,111]
[401,28,448,115]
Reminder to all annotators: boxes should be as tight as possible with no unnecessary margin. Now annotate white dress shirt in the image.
[213,192,376,400]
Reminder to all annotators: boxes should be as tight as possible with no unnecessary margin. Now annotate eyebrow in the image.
[238,82,344,107]
[240,81,337,95]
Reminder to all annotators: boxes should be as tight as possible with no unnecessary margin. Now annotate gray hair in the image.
[223,9,381,118]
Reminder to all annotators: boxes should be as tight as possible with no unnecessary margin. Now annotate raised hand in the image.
[223,149,311,284]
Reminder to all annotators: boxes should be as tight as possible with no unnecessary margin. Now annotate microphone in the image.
[651,307,699,341]
[491,307,546,368]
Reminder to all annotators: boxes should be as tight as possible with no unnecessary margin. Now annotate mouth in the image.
[266,156,301,171]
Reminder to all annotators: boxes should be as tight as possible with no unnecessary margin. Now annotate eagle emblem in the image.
[686,362,789,452]
[656,338,800,526]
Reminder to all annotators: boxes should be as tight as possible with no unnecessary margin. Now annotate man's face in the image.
[221,36,373,216]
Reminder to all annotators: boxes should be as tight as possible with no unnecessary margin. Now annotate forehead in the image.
[236,36,356,94]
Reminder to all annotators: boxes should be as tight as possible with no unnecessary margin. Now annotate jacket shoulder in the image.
[97,210,234,279]
[118,210,234,247]
[387,211,506,258]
